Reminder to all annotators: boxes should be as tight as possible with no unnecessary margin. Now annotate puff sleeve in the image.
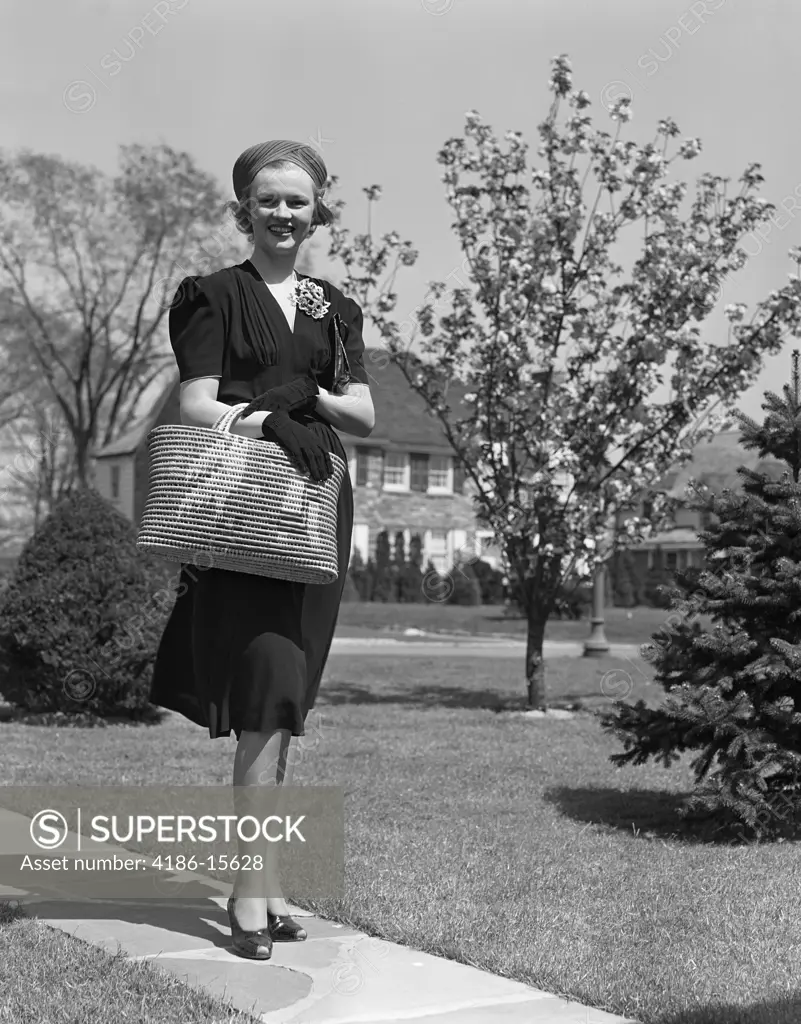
[343,296,369,386]
[169,277,225,383]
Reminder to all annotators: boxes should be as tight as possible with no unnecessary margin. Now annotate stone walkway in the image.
[21,894,641,1023]
[329,635,642,659]
[1,803,641,1023]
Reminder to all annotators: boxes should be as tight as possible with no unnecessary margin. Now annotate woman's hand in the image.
[260,411,333,482]
[240,376,320,418]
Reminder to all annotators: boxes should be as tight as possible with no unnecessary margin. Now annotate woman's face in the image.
[247,164,316,257]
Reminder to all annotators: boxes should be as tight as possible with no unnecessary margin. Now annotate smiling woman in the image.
[148,139,374,959]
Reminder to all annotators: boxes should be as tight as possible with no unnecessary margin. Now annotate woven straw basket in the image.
[136,403,345,584]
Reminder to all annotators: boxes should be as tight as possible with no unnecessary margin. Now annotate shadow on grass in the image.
[317,680,533,711]
[1,896,239,951]
[544,784,801,847]
[657,996,801,1024]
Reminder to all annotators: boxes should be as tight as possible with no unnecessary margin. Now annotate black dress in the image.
[149,260,368,739]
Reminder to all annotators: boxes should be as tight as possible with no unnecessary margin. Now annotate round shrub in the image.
[446,558,482,606]
[471,558,505,604]
[0,487,177,721]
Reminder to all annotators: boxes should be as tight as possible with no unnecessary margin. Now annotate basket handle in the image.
[210,403,250,434]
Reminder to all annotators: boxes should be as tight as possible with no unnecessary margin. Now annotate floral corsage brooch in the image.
[290,278,330,319]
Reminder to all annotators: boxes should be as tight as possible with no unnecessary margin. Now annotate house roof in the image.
[658,429,786,497]
[92,373,179,458]
[638,527,704,550]
[359,350,470,450]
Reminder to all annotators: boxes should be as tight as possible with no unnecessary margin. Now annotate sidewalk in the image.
[1,805,641,1024]
[329,634,642,659]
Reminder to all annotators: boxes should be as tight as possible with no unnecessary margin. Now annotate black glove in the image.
[241,376,319,418]
[260,411,333,483]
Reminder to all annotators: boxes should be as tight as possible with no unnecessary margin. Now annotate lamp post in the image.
[583,559,610,657]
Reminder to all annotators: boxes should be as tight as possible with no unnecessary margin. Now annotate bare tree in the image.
[0,144,242,488]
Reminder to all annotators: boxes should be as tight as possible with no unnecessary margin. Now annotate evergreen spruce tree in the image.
[346,549,368,602]
[401,532,425,603]
[601,354,801,839]
[392,530,406,602]
[612,550,638,608]
[371,529,392,602]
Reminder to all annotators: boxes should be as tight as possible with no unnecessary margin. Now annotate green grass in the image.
[335,601,706,644]
[2,653,800,1023]
[0,902,258,1024]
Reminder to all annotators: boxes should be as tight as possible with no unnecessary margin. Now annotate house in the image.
[91,349,502,573]
[609,429,787,602]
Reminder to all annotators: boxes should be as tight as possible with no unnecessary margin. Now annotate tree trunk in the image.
[75,435,92,489]
[525,607,547,709]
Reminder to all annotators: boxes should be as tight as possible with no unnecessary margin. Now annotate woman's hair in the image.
[224,159,334,242]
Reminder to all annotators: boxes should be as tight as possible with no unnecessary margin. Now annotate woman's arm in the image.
[179,378,273,438]
[313,382,375,438]
[180,377,375,439]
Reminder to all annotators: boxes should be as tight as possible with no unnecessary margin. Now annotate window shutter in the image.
[356,447,369,486]
[410,453,429,492]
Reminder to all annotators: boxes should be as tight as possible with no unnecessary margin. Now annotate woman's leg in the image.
[231,728,296,929]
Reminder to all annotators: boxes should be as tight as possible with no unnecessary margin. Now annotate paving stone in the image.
[372,994,640,1023]
[255,934,555,1023]
[31,898,361,958]
[151,958,313,1017]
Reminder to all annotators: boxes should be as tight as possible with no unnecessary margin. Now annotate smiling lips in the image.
[269,225,294,235]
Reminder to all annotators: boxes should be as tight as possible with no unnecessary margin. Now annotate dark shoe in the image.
[267,910,307,942]
[227,896,272,960]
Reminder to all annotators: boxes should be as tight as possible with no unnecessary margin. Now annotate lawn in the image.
[2,653,800,1024]
[335,601,708,645]
[0,901,259,1023]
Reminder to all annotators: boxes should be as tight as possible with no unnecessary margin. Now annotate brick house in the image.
[91,349,502,572]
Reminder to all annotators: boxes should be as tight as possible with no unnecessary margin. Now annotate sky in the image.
[2,0,801,421]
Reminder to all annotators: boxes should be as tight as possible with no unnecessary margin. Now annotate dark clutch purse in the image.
[329,312,353,395]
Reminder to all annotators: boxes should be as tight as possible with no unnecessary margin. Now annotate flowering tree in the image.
[329,55,801,708]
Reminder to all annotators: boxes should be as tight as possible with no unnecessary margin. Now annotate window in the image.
[383,452,409,491]
[356,447,383,488]
[355,448,368,486]
[666,551,678,571]
[111,464,121,500]
[428,456,452,493]
[410,453,452,493]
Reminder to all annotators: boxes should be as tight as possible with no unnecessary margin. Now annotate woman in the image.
[150,140,374,960]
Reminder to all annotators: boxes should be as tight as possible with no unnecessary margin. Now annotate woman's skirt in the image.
[149,423,353,739]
